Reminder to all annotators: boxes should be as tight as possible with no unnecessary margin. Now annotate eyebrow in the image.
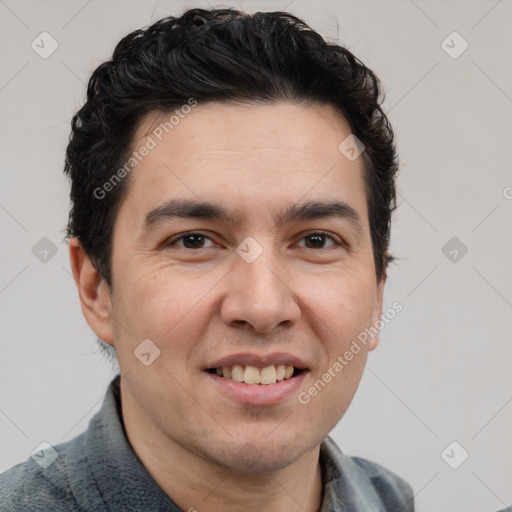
[143,198,363,234]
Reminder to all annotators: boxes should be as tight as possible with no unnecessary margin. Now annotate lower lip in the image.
[205,371,308,406]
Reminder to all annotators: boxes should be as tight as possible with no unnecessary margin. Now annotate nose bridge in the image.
[238,235,284,300]
[221,235,300,333]
[241,246,282,299]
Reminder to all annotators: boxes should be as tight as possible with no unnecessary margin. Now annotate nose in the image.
[220,246,301,335]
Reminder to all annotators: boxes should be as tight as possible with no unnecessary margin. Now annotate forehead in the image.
[136,101,351,155]
[119,101,367,227]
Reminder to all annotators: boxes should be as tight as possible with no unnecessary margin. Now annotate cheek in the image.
[120,265,197,323]
[298,346,368,437]
[305,273,377,342]
[305,276,376,419]
[112,266,219,361]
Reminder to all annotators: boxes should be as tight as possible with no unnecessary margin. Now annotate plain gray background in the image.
[1,1,511,510]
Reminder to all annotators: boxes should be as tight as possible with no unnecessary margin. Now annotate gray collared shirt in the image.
[1,376,414,511]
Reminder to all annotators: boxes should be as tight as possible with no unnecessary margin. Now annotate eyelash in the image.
[165,231,343,250]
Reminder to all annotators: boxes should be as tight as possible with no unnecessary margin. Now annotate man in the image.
[0,8,414,511]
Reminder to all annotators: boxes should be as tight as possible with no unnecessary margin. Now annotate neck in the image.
[121,387,323,512]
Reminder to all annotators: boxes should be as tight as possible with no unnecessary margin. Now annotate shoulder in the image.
[350,456,414,510]
[0,439,81,512]
[321,436,414,511]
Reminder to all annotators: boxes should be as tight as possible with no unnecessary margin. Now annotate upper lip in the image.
[206,352,308,370]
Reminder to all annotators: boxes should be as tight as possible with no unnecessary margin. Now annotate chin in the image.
[225,448,303,474]
[208,431,319,475]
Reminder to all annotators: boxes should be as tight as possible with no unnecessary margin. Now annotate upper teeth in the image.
[215,364,295,384]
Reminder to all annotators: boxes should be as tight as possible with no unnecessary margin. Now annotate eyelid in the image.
[165,230,345,249]
[296,230,343,248]
[165,231,217,248]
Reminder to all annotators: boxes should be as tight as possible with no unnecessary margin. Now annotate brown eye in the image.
[298,232,337,249]
[167,232,216,249]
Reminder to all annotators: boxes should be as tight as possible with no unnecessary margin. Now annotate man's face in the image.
[103,101,384,472]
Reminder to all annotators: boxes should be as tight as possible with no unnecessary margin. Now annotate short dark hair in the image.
[64,8,398,288]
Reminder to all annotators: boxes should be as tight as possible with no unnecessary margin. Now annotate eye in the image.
[166,232,217,249]
[165,231,342,251]
[296,231,339,249]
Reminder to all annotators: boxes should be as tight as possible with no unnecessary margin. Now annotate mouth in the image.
[206,364,305,385]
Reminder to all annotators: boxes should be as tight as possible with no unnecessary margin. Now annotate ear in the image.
[69,237,115,345]
[367,271,386,352]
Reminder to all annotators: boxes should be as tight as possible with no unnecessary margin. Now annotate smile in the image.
[207,364,304,385]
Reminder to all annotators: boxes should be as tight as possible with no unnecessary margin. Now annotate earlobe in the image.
[69,237,115,345]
